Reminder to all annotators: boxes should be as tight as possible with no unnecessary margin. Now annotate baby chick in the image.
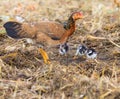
[86,48,99,63]
[75,44,87,56]
[73,44,87,59]
[59,43,69,55]
[86,48,97,59]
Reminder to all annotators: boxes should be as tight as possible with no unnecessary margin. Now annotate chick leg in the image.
[65,54,69,66]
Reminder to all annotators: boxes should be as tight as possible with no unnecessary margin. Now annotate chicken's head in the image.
[72,12,83,21]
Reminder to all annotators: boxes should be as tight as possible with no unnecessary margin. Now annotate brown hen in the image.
[3,12,83,46]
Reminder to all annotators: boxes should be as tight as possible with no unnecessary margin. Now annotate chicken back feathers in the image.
[4,21,65,39]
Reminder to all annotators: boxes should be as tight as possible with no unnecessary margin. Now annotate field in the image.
[0,0,120,99]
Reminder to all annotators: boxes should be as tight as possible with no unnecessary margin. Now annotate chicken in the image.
[75,44,87,56]
[3,12,83,46]
[58,43,69,65]
[86,48,99,63]
[59,43,69,55]
[73,44,87,59]
[86,48,97,59]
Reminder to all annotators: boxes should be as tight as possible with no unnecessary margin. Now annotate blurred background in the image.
[0,0,120,99]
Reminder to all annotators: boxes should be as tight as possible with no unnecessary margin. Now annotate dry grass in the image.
[0,0,120,99]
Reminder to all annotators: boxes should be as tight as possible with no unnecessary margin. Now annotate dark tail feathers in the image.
[3,21,22,39]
